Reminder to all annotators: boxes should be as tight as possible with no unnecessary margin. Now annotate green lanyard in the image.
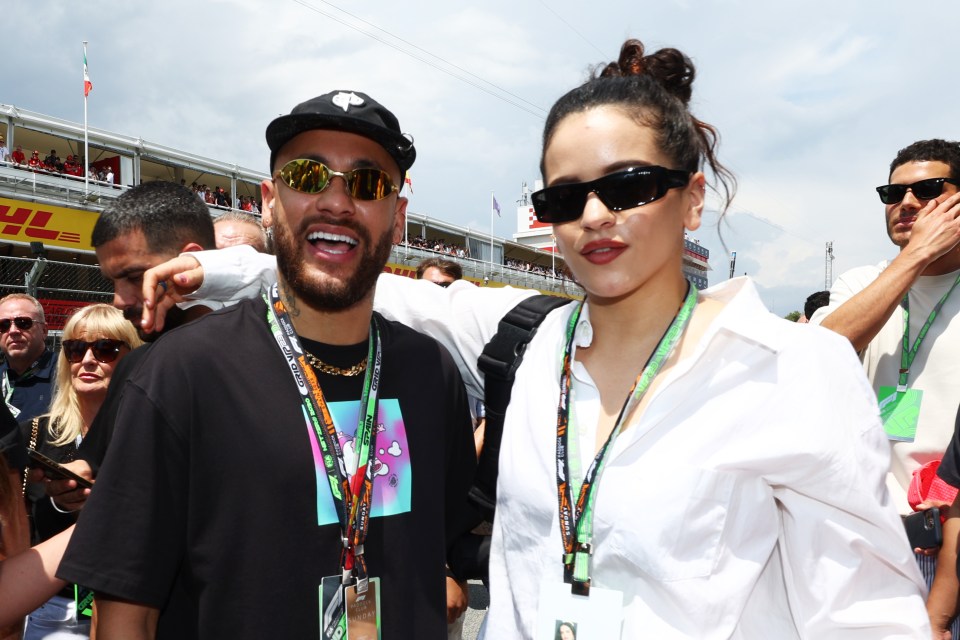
[897,273,960,392]
[264,285,382,591]
[554,283,698,595]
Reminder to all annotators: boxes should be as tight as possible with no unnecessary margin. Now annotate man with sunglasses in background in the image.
[0,294,55,422]
[58,91,477,640]
[810,139,960,639]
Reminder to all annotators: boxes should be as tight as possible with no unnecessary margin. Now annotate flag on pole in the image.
[404,171,413,194]
[492,194,501,217]
[83,49,93,97]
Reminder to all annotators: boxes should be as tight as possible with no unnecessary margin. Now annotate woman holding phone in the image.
[21,304,140,639]
[143,37,930,637]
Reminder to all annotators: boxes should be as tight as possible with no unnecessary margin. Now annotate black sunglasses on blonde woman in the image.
[61,339,127,364]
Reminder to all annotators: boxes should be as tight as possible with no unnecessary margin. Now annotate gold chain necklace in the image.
[304,352,368,377]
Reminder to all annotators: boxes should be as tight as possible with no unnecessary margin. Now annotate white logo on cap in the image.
[331,92,364,112]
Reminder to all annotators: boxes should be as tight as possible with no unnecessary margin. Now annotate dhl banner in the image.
[0,197,98,251]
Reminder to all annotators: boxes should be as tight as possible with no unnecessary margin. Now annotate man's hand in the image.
[45,460,94,512]
[140,255,204,334]
[901,191,960,267]
[932,625,951,640]
[445,576,469,624]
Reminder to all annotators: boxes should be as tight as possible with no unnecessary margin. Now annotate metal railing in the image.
[0,162,126,206]
[0,255,113,330]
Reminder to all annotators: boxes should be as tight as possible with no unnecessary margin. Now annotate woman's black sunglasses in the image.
[876,177,960,205]
[61,339,128,364]
[531,166,692,224]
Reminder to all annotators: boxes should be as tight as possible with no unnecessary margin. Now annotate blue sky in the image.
[5,0,959,314]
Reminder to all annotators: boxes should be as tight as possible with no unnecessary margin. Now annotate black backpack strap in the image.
[468,294,573,520]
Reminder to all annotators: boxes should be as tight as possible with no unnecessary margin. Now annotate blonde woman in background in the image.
[21,304,141,639]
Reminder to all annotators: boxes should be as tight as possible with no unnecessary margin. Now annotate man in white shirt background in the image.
[811,138,960,638]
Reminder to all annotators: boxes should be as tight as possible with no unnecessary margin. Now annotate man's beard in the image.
[124,305,191,343]
[273,215,394,312]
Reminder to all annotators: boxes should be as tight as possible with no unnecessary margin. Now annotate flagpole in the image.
[551,235,556,277]
[489,192,494,270]
[83,41,89,196]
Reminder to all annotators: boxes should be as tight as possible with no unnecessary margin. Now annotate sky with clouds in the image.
[5,0,959,314]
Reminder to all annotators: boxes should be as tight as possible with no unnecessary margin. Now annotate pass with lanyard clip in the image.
[535,580,623,639]
[878,386,923,442]
[320,576,381,640]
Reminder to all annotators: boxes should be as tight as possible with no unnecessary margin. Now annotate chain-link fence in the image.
[0,255,112,335]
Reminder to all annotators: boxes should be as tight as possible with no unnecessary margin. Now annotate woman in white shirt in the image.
[143,38,929,638]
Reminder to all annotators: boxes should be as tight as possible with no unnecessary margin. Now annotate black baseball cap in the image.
[266,90,416,175]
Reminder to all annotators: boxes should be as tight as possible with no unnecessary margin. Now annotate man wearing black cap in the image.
[57,91,477,640]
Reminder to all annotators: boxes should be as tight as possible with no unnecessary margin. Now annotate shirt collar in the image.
[574,277,784,355]
[696,277,785,354]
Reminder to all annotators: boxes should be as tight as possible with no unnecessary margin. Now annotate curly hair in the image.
[889,139,960,181]
[541,38,736,213]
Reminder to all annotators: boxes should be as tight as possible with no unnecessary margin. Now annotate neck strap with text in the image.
[898,272,960,391]
[555,282,698,595]
[264,285,382,593]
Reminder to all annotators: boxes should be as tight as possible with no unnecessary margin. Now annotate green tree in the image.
[784,311,801,322]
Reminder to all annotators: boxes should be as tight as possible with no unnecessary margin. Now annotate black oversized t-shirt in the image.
[59,298,476,639]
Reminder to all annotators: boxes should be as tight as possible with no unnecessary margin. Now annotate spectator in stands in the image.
[416,257,462,287]
[11,146,25,166]
[0,137,7,162]
[104,167,114,186]
[21,304,142,639]
[215,186,229,208]
[28,151,42,171]
[62,156,82,178]
[214,211,267,253]
[0,294,56,422]
[43,150,58,171]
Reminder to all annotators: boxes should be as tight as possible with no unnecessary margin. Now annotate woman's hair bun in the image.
[598,38,695,105]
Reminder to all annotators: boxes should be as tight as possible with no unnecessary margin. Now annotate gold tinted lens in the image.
[279,159,330,193]
[349,169,394,200]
